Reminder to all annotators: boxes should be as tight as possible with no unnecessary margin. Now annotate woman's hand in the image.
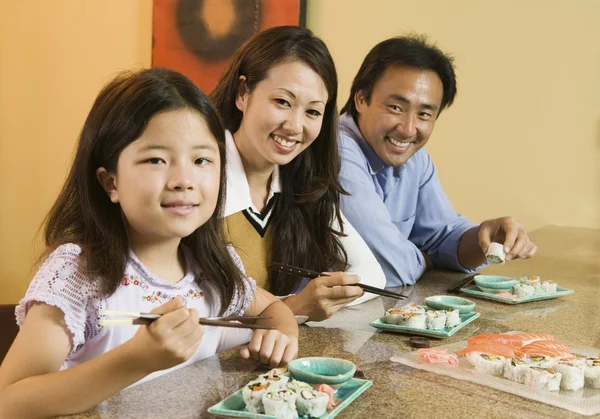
[129,296,204,373]
[240,330,298,368]
[286,272,364,321]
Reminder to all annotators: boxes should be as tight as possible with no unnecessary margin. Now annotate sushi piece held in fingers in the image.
[525,367,562,392]
[585,358,600,388]
[556,360,586,391]
[262,389,298,419]
[485,242,506,264]
[445,308,461,328]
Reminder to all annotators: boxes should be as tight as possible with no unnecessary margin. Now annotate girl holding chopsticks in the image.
[0,68,298,418]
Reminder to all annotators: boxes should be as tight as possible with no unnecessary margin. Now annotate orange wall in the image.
[0,1,152,304]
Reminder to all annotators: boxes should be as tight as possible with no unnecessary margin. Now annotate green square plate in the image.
[369,311,480,338]
[460,286,574,304]
[208,377,372,418]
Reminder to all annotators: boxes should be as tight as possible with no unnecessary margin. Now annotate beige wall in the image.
[1,0,598,303]
[307,0,600,230]
[0,1,152,304]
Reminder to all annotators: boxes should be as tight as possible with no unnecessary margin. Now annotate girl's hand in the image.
[239,330,298,368]
[287,272,363,321]
[128,296,204,373]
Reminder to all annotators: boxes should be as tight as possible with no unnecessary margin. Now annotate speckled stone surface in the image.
[58,226,600,418]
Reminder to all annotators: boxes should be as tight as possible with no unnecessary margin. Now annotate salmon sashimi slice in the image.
[456,342,517,358]
[521,340,571,353]
[510,333,554,346]
[468,334,525,350]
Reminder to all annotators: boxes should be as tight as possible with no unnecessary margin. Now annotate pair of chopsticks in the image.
[447,273,478,294]
[269,262,407,299]
[99,310,275,330]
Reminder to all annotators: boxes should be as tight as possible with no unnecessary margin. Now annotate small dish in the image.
[288,357,356,386]
[473,275,518,293]
[460,286,574,304]
[424,295,476,314]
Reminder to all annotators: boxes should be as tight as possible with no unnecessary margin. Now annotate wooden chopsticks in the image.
[269,262,407,299]
[100,310,275,330]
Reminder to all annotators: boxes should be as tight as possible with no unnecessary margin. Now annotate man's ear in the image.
[354,90,368,113]
[235,75,249,112]
[96,167,119,203]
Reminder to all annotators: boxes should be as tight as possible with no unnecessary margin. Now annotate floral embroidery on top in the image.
[121,274,150,290]
[141,288,204,304]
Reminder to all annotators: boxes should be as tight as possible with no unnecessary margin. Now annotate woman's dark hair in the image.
[341,34,458,120]
[211,26,348,295]
[43,68,246,314]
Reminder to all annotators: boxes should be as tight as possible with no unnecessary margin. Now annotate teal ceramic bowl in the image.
[288,357,356,386]
[474,275,518,293]
[424,295,476,314]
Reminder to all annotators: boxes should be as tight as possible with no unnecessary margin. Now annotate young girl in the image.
[210,26,386,322]
[0,68,298,418]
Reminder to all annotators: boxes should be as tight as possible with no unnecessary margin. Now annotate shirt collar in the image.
[339,113,388,175]
[223,130,281,217]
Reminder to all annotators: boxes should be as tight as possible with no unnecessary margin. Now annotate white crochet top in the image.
[16,243,256,385]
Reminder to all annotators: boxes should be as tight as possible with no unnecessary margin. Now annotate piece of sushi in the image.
[401,303,427,314]
[556,360,586,391]
[541,280,557,294]
[485,242,506,264]
[399,312,427,329]
[258,369,290,389]
[513,283,535,298]
[585,358,600,388]
[296,389,329,418]
[242,379,271,413]
[425,310,447,330]
[467,353,505,377]
[520,276,541,286]
[445,308,461,328]
[287,379,313,395]
[262,389,298,419]
[525,367,562,391]
[503,357,533,384]
[528,355,559,369]
[382,308,404,325]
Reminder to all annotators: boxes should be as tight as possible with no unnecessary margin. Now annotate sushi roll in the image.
[296,389,329,418]
[556,360,586,391]
[541,280,557,294]
[528,355,559,369]
[399,312,427,329]
[242,379,271,413]
[520,276,541,286]
[525,367,562,391]
[467,353,505,377]
[262,389,298,419]
[503,357,533,384]
[258,369,290,389]
[287,379,313,395]
[445,308,461,328]
[584,358,600,388]
[401,303,427,314]
[425,310,447,330]
[382,308,404,325]
[513,283,535,298]
[485,242,506,264]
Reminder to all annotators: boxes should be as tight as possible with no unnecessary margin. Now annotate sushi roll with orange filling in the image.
[525,367,562,391]
[262,389,298,419]
[556,360,586,390]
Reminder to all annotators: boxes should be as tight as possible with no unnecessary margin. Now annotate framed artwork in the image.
[152,0,307,94]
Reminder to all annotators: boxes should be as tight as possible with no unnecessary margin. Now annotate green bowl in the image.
[474,275,518,293]
[424,295,476,314]
[288,357,356,386]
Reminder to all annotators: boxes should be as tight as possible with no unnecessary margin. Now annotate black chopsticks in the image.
[446,273,478,294]
[100,310,275,330]
[269,262,407,299]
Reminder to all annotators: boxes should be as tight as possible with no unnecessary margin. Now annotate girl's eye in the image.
[146,158,165,164]
[275,98,291,107]
[306,109,322,117]
[195,158,211,165]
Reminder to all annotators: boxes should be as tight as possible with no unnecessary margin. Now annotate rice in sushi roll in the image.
[242,379,271,413]
[382,308,404,325]
[296,389,329,418]
[513,283,535,298]
[467,353,505,377]
[445,308,461,328]
[485,242,506,264]
[399,312,427,329]
[528,355,559,369]
[425,310,447,330]
[525,367,562,391]
[541,280,557,294]
[520,276,541,286]
[556,360,586,391]
[262,389,298,419]
[401,303,427,314]
[585,358,600,388]
[287,379,313,395]
[258,369,290,389]
[503,357,533,384]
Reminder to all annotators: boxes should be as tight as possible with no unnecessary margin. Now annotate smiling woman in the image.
[210,26,386,322]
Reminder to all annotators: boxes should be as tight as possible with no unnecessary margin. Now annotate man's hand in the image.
[479,216,537,261]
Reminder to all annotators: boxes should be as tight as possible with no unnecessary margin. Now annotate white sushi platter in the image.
[391,334,600,416]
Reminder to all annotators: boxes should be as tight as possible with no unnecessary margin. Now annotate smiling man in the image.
[338,35,537,286]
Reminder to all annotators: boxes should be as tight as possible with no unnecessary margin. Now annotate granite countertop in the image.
[59,226,600,418]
